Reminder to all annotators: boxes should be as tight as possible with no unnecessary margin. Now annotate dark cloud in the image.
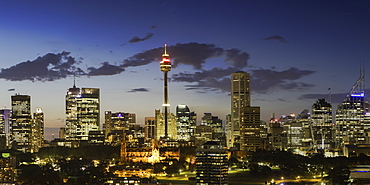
[298,89,370,104]
[298,93,346,104]
[173,67,315,94]
[150,25,156,29]
[0,51,83,81]
[250,68,315,93]
[128,33,154,43]
[127,88,150,92]
[87,62,125,76]
[224,49,249,68]
[263,35,287,42]
[122,43,237,70]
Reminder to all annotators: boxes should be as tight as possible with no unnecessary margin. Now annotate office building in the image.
[104,111,136,145]
[239,106,261,151]
[65,84,100,141]
[310,99,333,150]
[11,94,32,152]
[0,109,11,150]
[196,141,228,185]
[335,71,367,148]
[227,71,251,149]
[31,108,44,153]
[176,104,196,141]
[0,152,17,182]
[144,117,155,141]
[155,109,177,140]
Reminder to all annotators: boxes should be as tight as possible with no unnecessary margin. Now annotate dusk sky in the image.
[1,1,370,140]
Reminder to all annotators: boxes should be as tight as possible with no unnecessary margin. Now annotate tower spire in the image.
[160,44,172,139]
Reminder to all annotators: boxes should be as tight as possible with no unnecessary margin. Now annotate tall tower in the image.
[11,94,32,152]
[230,71,251,149]
[65,82,100,141]
[160,44,172,139]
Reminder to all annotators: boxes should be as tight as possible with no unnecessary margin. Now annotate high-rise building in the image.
[196,141,228,185]
[65,84,100,141]
[144,117,155,141]
[335,70,367,148]
[201,113,223,135]
[155,109,177,140]
[31,108,44,152]
[11,94,32,152]
[230,71,261,151]
[310,99,333,150]
[240,106,261,151]
[176,104,196,141]
[0,109,11,150]
[104,111,136,145]
[230,71,250,149]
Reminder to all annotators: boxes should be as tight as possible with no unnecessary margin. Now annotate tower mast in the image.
[160,44,172,139]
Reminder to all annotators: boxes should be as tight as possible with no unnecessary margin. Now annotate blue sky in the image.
[0,0,369,140]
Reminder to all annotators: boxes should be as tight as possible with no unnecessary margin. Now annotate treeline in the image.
[247,150,370,184]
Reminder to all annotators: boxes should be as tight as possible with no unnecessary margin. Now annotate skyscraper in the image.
[155,109,177,140]
[176,104,196,141]
[144,117,155,141]
[310,99,333,150]
[0,109,11,150]
[230,71,261,150]
[32,108,44,152]
[104,111,136,145]
[335,70,367,148]
[65,84,100,141]
[11,94,32,152]
[196,141,228,185]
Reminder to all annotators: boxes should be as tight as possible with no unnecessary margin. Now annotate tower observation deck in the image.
[160,44,171,139]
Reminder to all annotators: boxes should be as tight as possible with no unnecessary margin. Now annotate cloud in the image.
[150,25,156,29]
[250,68,315,93]
[122,42,235,70]
[0,51,83,81]
[127,88,150,92]
[298,89,370,104]
[263,35,287,42]
[128,33,154,43]
[87,62,125,76]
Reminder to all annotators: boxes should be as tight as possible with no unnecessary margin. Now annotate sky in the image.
[1,0,370,140]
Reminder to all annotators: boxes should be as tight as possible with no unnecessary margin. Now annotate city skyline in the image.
[1,1,370,140]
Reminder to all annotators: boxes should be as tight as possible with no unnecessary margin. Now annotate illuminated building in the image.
[11,94,32,153]
[0,109,11,150]
[65,83,100,141]
[176,104,196,141]
[196,141,228,185]
[194,125,213,146]
[144,117,155,141]
[159,44,172,139]
[155,109,177,140]
[31,108,44,152]
[335,70,368,148]
[239,106,261,151]
[104,111,136,146]
[230,71,257,150]
[201,113,223,136]
[310,99,333,150]
[0,152,17,182]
